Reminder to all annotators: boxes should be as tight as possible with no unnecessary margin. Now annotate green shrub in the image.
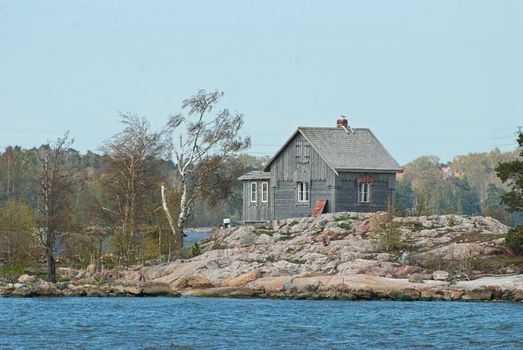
[370,214,402,252]
[506,226,523,255]
[253,227,274,236]
[335,216,358,222]
[337,222,352,230]
[287,259,306,265]
[447,214,458,226]
[0,263,30,282]
[279,235,292,241]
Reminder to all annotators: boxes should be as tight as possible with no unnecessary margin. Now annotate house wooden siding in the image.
[334,172,396,212]
[242,178,271,222]
[239,125,402,223]
[268,133,336,219]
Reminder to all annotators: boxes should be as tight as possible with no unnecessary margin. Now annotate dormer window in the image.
[295,141,310,163]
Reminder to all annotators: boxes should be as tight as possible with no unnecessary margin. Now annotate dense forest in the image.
[395,150,521,226]
[0,131,521,275]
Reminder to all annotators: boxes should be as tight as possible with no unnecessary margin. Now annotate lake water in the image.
[184,231,211,247]
[1,298,522,349]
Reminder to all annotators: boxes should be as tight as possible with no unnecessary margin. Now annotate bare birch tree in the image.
[100,114,169,260]
[162,90,250,254]
[37,133,74,282]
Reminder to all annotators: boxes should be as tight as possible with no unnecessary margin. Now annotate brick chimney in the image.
[336,117,348,129]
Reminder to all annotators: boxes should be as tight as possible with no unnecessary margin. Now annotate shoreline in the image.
[2,273,523,302]
[2,212,523,302]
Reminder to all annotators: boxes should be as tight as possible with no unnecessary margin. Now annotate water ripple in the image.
[1,298,523,349]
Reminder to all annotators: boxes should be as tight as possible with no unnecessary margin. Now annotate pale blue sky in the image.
[1,0,522,165]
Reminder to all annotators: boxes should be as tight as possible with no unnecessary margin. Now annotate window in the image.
[250,182,257,203]
[261,182,269,203]
[295,141,310,163]
[295,141,303,159]
[297,182,309,202]
[359,182,371,203]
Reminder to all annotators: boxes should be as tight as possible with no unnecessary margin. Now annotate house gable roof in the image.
[264,127,402,174]
[238,171,271,181]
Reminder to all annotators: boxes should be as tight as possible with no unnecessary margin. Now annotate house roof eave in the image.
[335,167,403,173]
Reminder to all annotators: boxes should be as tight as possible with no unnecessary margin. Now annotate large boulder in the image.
[35,281,61,296]
[220,270,260,287]
[17,274,36,284]
[172,275,214,290]
[425,243,493,260]
[336,259,395,276]
[432,270,449,281]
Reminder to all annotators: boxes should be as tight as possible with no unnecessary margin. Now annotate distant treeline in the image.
[0,143,267,266]
[396,150,521,226]
[0,146,520,228]
[0,142,520,268]
[0,145,269,227]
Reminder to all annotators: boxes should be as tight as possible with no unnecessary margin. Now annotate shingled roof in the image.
[264,127,402,174]
[238,171,271,181]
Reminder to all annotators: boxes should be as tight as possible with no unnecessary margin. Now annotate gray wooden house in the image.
[239,119,402,223]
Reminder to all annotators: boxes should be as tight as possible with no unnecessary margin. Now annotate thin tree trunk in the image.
[161,184,187,260]
[46,247,56,283]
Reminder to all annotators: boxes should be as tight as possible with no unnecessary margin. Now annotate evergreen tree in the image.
[496,133,523,253]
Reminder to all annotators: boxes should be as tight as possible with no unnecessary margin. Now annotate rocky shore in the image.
[2,212,523,301]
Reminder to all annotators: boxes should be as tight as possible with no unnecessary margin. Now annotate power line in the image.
[491,126,519,131]
[491,136,515,140]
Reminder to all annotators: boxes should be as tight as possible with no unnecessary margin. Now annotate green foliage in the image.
[337,222,352,230]
[505,226,523,255]
[420,253,504,279]
[0,199,39,264]
[370,214,403,252]
[395,180,415,215]
[287,259,306,265]
[0,263,31,282]
[278,235,293,241]
[496,133,523,214]
[455,231,506,243]
[253,226,274,236]
[180,243,202,259]
[396,147,519,218]
[447,214,458,226]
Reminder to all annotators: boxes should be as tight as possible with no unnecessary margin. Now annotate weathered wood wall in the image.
[269,134,336,219]
[242,179,271,223]
[335,172,396,212]
[242,132,398,222]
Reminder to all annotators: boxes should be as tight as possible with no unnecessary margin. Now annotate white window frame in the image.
[297,182,309,203]
[250,182,257,203]
[261,182,269,203]
[358,182,371,204]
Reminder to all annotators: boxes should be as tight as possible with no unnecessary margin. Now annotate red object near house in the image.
[311,199,328,217]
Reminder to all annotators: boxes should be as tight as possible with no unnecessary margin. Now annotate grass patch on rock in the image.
[335,215,358,222]
[279,235,293,241]
[287,259,306,265]
[253,227,275,236]
[456,232,506,243]
[337,222,352,230]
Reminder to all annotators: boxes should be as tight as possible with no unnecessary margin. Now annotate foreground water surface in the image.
[1,297,522,349]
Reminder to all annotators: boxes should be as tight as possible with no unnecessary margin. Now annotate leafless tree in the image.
[37,133,74,283]
[100,114,169,260]
[162,90,250,254]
